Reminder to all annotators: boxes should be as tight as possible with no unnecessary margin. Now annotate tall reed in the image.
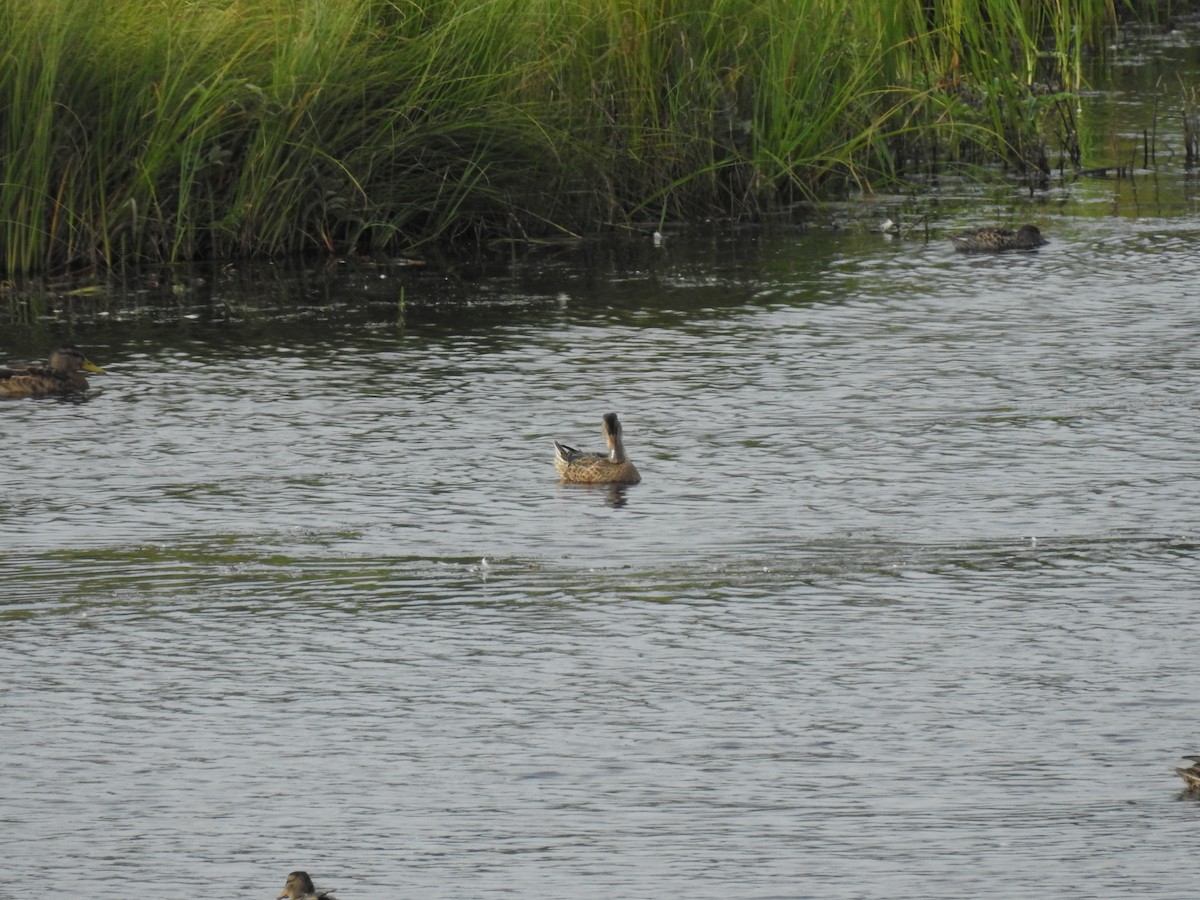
[0,0,1137,275]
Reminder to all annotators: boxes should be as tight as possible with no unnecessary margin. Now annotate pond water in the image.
[4,24,1200,900]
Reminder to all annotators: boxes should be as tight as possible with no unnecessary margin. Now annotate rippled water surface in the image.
[6,36,1200,896]
[4,214,1198,899]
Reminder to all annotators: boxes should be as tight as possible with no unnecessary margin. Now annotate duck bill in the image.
[81,360,105,374]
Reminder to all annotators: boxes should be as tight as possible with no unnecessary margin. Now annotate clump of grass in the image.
[0,0,1139,276]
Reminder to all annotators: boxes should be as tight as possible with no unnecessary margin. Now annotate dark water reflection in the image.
[6,32,1200,895]
[8,219,1195,563]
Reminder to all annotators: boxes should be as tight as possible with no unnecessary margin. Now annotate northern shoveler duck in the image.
[554,412,641,484]
[948,224,1047,252]
[0,343,105,397]
[277,871,337,900]
[1175,756,1200,792]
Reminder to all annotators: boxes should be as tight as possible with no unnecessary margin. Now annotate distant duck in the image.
[278,871,337,900]
[1175,756,1200,792]
[554,412,642,484]
[949,224,1047,252]
[0,343,105,397]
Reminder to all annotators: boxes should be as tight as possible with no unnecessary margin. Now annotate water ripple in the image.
[3,218,1199,898]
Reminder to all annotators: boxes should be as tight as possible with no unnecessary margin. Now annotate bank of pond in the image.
[0,0,1189,276]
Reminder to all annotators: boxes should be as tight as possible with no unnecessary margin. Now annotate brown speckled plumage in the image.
[1175,756,1200,792]
[949,224,1047,252]
[277,871,337,900]
[554,412,641,484]
[0,344,105,397]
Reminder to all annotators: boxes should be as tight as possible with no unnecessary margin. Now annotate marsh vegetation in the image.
[0,0,1160,275]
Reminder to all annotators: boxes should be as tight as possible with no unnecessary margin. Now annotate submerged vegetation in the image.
[0,0,1154,274]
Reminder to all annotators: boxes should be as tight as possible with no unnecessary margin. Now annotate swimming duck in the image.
[554,412,641,484]
[277,871,337,900]
[1175,756,1200,792]
[948,224,1047,252]
[0,343,105,396]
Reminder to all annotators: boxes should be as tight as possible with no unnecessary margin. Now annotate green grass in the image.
[0,0,1143,275]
